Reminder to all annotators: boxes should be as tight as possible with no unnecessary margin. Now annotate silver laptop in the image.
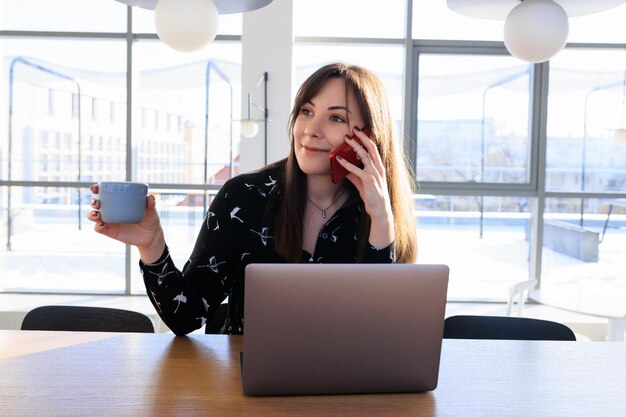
[241,263,449,396]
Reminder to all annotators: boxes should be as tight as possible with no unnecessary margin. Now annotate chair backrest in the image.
[21,305,155,333]
[205,303,228,334]
[443,315,576,341]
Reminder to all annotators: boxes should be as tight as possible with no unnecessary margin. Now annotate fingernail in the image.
[91,210,98,216]
[345,135,353,140]
[150,195,156,202]
[336,155,343,160]
[91,198,97,205]
[98,222,105,227]
[354,126,361,132]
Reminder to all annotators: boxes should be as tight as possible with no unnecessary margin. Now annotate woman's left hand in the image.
[336,126,395,247]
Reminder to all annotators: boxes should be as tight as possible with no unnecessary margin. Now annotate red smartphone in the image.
[329,128,371,184]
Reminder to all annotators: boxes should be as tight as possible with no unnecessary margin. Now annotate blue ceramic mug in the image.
[98,181,149,224]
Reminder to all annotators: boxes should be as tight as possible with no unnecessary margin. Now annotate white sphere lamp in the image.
[241,119,260,138]
[503,0,569,63]
[154,0,219,52]
[114,0,274,52]
[447,0,626,64]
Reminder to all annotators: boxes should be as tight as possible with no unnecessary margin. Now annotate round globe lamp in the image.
[154,0,219,52]
[241,119,260,138]
[503,0,569,63]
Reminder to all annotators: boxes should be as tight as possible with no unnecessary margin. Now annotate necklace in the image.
[307,188,346,219]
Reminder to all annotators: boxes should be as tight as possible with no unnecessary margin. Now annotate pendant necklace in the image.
[307,188,346,219]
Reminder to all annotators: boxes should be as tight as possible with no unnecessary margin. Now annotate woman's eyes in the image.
[299,108,346,123]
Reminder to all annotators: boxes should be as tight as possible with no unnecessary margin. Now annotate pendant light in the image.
[447,0,626,63]
[114,0,273,52]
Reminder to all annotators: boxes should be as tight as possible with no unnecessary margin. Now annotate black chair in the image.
[21,305,155,333]
[205,303,229,334]
[443,315,576,341]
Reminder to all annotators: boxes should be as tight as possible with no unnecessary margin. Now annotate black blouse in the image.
[140,160,396,335]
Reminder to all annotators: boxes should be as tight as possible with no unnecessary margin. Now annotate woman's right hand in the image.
[87,184,165,264]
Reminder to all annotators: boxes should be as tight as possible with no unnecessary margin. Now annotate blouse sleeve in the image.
[140,179,243,335]
[362,241,396,264]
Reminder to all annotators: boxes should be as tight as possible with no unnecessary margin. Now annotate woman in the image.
[88,63,417,335]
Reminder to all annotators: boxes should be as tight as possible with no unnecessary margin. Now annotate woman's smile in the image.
[301,144,330,154]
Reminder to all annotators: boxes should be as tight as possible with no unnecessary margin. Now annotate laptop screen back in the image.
[241,263,449,396]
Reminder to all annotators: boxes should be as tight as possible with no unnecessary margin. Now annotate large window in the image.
[412,49,538,300]
[546,50,626,194]
[133,42,241,186]
[292,0,626,302]
[417,195,531,299]
[541,49,626,294]
[1,0,625,302]
[0,0,241,294]
[416,54,531,184]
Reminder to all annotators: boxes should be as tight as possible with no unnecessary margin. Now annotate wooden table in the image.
[2,330,626,417]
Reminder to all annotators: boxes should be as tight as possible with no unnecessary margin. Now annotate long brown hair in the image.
[269,63,417,263]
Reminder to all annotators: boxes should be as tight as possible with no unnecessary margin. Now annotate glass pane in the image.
[413,0,503,41]
[416,54,531,184]
[130,190,216,294]
[294,0,405,38]
[546,49,626,193]
[293,44,405,142]
[0,186,125,293]
[0,0,127,32]
[541,197,626,289]
[0,39,127,182]
[132,6,242,36]
[416,194,531,300]
[538,197,626,339]
[133,41,241,185]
